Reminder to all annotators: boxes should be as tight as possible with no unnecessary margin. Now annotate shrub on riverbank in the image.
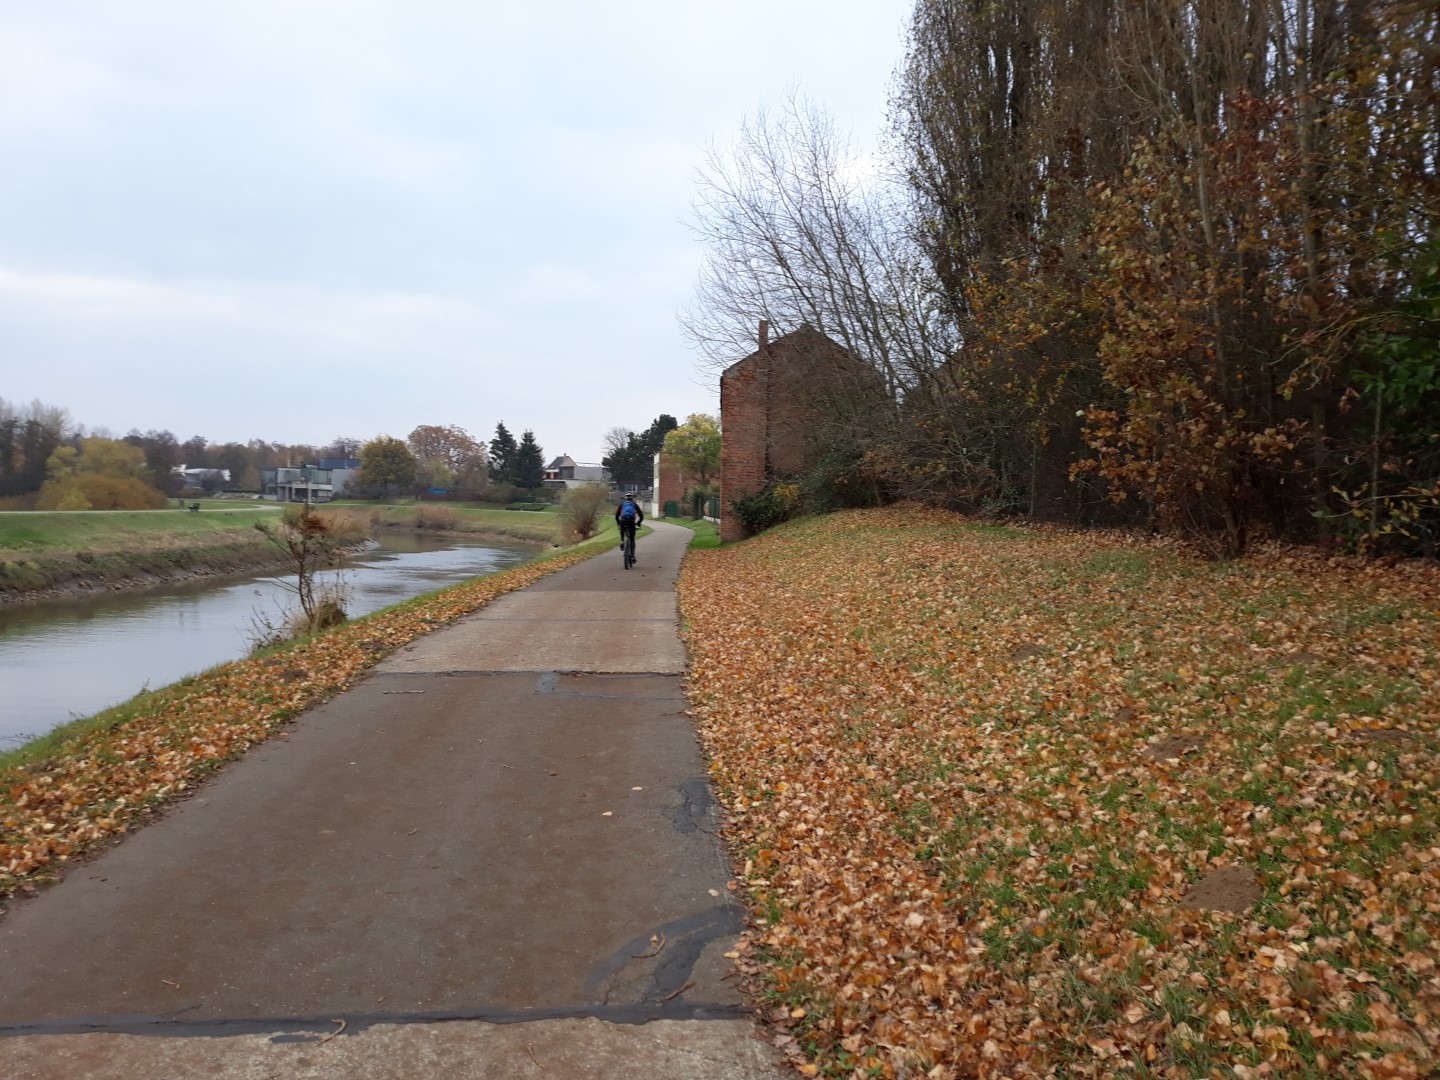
[414,504,458,530]
[252,506,368,646]
[559,484,609,541]
[679,508,1440,1078]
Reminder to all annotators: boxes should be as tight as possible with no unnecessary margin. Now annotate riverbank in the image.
[0,539,301,606]
[0,503,567,605]
[679,507,1440,1078]
[0,533,538,748]
[0,530,620,898]
[356,502,566,545]
[0,507,286,605]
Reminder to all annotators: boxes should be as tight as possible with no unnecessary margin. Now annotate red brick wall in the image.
[653,453,690,516]
[720,324,877,541]
[767,330,852,477]
[719,340,769,542]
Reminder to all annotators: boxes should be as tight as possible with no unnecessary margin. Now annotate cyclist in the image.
[615,493,643,562]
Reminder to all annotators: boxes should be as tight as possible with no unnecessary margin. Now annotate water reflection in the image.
[0,534,534,746]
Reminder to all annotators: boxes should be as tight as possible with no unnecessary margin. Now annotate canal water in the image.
[0,533,536,748]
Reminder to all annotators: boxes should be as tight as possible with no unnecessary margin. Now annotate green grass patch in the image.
[663,517,721,548]
[959,522,1031,541]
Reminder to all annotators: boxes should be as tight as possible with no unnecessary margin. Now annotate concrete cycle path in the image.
[0,521,784,1079]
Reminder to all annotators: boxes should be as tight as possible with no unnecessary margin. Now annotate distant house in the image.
[260,465,335,503]
[318,457,363,496]
[542,455,610,490]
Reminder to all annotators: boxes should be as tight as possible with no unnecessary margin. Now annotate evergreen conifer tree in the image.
[489,422,518,484]
[513,430,544,489]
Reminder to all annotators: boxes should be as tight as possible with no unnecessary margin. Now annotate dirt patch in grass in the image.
[1181,865,1263,914]
[1142,734,1206,761]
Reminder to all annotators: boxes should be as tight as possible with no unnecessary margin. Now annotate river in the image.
[0,533,536,747]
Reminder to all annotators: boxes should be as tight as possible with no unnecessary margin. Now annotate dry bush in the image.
[256,507,362,635]
[414,504,459,531]
[307,507,370,544]
[290,589,348,635]
[249,582,348,650]
[558,484,610,542]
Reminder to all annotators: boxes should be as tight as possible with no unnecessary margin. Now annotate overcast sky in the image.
[0,1,911,464]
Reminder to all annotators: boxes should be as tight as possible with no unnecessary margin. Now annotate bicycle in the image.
[620,525,636,569]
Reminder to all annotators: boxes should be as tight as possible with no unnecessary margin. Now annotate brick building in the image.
[651,452,692,518]
[719,321,881,541]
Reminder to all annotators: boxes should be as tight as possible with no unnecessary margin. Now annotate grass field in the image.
[357,503,568,544]
[679,508,1440,1079]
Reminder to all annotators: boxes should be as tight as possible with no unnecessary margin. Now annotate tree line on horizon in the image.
[687,0,1439,557]
[0,398,556,509]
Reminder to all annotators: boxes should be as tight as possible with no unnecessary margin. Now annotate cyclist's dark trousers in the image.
[619,521,637,547]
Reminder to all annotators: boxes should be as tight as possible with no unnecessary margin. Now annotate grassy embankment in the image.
[0,502,578,600]
[679,508,1439,1079]
[0,507,287,598]
[0,529,622,896]
[356,502,569,545]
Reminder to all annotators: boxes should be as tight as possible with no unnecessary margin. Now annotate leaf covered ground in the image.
[0,537,612,900]
[677,509,1440,1079]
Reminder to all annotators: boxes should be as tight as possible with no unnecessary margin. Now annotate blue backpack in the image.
[619,501,637,520]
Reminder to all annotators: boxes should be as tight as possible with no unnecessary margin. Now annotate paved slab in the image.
[0,523,784,1078]
[0,1017,781,1080]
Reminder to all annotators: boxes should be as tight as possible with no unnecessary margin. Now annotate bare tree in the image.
[681,92,949,401]
[602,427,634,458]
